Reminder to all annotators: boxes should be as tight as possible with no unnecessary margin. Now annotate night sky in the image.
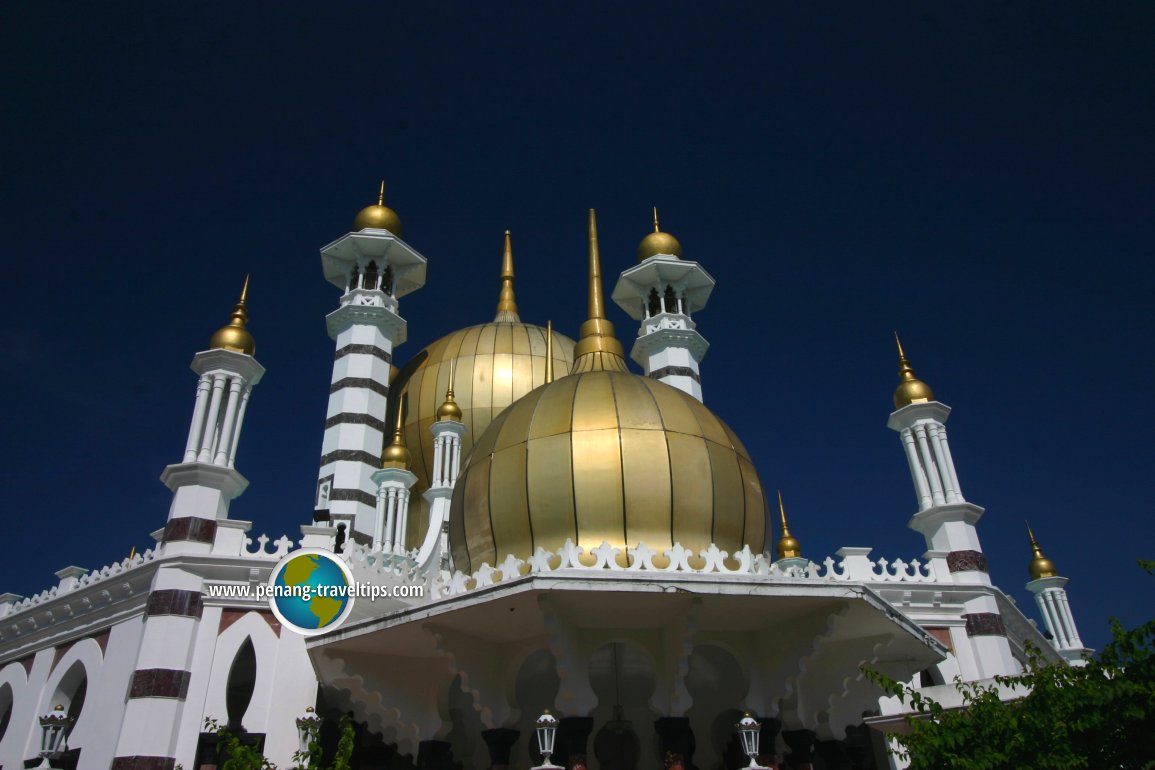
[3,3,1152,651]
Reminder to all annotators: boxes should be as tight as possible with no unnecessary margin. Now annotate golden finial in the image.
[776,490,802,559]
[436,359,462,422]
[572,209,627,373]
[1026,521,1058,580]
[637,206,683,261]
[209,275,256,356]
[381,394,412,468]
[545,320,555,384]
[353,180,402,234]
[892,332,934,409]
[495,230,520,322]
[128,546,136,560]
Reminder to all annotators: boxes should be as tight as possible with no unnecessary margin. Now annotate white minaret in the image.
[1025,524,1089,665]
[316,184,427,540]
[417,371,467,570]
[886,336,1018,678]
[160,277,264,544]
[112,281,263,768]
[611,209,714,401]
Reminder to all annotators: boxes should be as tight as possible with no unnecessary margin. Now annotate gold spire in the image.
[892,332,934,409]
[209,275,256,356]
[775,490,802,559]
[494,230,521,322]
[545,320,555,384]
[381,395,412,468]
[1026,521,1058,580]
[436,360,462,422]
[637,205,683,262]
[572,209,627,373]
[353,180,402,235]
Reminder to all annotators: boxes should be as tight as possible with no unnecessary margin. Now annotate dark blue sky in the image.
[2,3,1152,650]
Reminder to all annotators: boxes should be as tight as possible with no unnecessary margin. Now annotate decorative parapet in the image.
[434,541,936,598]
[1,547,160,618]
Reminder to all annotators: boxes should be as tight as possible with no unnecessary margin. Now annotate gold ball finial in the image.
[436,361,463,422]
[775,490,802,559]
[381,395,412,468]
[636,206,683,262]
[209,275,256,356]
[892,333,934,408]
[353,180,403,235]
[1026,522,1058,580]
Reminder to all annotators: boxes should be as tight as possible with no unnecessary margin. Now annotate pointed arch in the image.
[39,638,103,748]
[0,662,28,755]
[202,612,281,734]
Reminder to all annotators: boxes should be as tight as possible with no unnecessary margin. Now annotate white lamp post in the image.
[295,705,323,764]
[736,713,768,770]
[532,709,563,770]
[37,704,74,769]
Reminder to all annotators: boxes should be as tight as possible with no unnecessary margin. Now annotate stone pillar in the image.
[782,729,815,770]
[482,728,519,770]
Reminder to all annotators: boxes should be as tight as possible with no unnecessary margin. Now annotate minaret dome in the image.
[208,275,256,356]
[636,206,683,261]
[353,181,403,235]
[893,333,934,408]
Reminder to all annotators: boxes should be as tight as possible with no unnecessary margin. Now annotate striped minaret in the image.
[887,337,1018,679]
[316,185,427,540]
[160,277,264,551]
[113,283,263,769]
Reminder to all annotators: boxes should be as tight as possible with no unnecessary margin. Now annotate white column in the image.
[226,384,252,466]
[926,423,960,504]
[197,374,228,462]
[1057,591,1083,648]
[383,489,397,552]
[937,425,964,499]
[213,377,243,466]
[913,424,946,505]
[396,489,409,551]
[901,427,933,509]
[184,374,213,461]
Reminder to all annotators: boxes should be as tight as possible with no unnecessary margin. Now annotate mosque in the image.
[0,189,1088,770]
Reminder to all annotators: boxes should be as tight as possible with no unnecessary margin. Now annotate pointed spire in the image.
[381,394,412,468]
[494,230,521,322]
[776,490,802,559]
[892,332,934,408]
[545,320,555,384]
[1027,521,1058,580]
[377,180,385,206]
[436,360,462,422]
[653,206,661,232]
[209,275,256,356]
[572,209,627,372]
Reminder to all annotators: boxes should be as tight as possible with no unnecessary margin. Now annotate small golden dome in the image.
[381,414,412,470]
[893,333,934,409]
[1027,523,1058,580]
[435,367,463,423]
[209,275,255,356]
[636,207,683,262]
[775,490,802,560]
[353,181,402,235]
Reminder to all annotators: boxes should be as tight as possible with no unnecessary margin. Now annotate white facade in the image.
[0,208,1087,770]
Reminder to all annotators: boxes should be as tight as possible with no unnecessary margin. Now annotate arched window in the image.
[0,683,13,745]
[363,261,379,291]
[225,639,257,732]
[648,288,661,317]
[663,285,677,314]
[347,264,360,292]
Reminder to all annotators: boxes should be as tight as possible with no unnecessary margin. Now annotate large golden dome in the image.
[398,232,575,544]
[448,210,767,573]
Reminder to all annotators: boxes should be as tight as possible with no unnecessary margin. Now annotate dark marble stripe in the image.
[649,365,702,383]
[162,517,217,544]
[947,550,989,573]
[964,612,1007,637]
[128,669,191,699]
[111,756,176,770]
[335,343,392,363]
[145,590,203,619]
[329,377,389,397]
[329,488,377,507]
[319,449,380,467]
[324,412,389,433]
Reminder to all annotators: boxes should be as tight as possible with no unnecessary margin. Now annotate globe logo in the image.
[266,549,355,636]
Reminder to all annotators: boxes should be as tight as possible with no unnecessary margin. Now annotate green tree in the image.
[867,562,1155,769]
[199,713,355,770]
